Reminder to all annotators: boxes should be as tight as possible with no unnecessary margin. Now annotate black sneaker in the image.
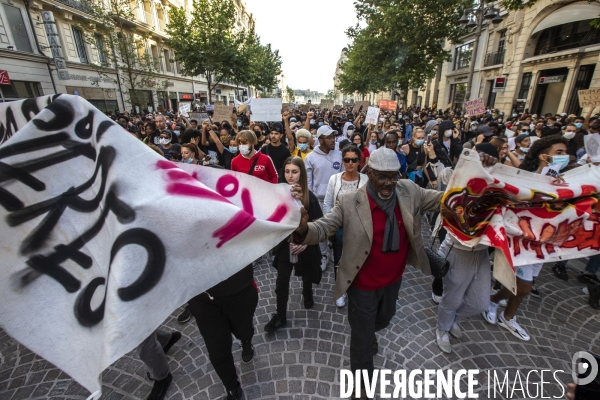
[578,273,600,286]
[552,263,568,281]
[530,284,541,298]
[303,289,314,309]
[177,304,191,324]
[264,313,286,333]
[224,383,244,400]
[241,340,254,364]
[147,373,172,400]
[589,285,600,310]
[162,331,181,355]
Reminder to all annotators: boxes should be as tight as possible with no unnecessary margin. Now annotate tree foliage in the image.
[167,0,281,103]
[286,86,295,103]
[338,0,471,101]
[82,0,166,110]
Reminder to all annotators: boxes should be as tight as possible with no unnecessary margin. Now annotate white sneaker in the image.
[481,301,499,325]
[436,329,452,354]
[498,311,530,341]
[498,299,508,307]
[336,293,347,307]
[320,255,328,271]
[450,322,463,339]
[432,292,442,304]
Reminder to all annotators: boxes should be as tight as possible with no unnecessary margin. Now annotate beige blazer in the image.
[301,180,443,300]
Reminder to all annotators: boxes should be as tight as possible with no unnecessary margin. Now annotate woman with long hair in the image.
[180,143,205,165]
[350,131,370,169]
[264,156,322,332]
[367,131,381,153]
[323,145,368,307]
[401,128,432,188]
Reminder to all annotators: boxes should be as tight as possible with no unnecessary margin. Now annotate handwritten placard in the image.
[353,101,370,113]
[365,107,380,125]
[178,102,191,117]
[578,88,600,108]
[213,104,234,123]
[465,98,485,116]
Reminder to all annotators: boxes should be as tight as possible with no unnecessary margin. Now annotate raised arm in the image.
[283,111,295,153]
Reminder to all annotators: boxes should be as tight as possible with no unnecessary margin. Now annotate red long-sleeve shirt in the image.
[352,194,410,291]
[231,151,278,183]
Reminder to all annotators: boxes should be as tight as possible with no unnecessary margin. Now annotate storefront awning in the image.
[532,2,600,35]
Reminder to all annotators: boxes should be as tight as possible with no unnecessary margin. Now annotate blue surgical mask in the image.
[312,134,318,140]
[575,122,583,129]
[549,155,569,171]
[237,120,242,127]
[520,146,530,153]
[230,146,238,153]
[182,157,193,164]
[414,139,425,146]
[298,143,309,152]
[318,122,324,127]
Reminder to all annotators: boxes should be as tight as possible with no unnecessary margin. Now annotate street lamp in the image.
[458,3,504,102]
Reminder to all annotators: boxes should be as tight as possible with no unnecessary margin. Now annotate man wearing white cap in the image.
[304,124,343,270]
[294,147,442,398]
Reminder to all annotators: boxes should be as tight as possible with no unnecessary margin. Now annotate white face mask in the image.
[564,132,576,140]
[239,144,251,156]
[159,138,171,145]
[504,130,515,138]
[444,130,453,138]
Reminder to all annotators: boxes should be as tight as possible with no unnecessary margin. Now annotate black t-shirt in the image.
[218,150,236,170]
[261,143,291,173]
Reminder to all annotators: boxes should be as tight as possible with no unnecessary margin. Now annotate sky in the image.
[243,0,359,94]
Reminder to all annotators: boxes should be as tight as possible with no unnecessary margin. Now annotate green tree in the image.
[340,0,471,101]
[286,86,295,103]
[81,0,166,111]
[325,89,336,100]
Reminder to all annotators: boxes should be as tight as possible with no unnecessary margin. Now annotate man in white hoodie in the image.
[336,122,356,150]
[305,125,344,270]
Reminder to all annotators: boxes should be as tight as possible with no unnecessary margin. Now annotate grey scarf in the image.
[366,181,400,252]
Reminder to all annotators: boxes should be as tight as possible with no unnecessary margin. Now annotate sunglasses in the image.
[343,157,359,163]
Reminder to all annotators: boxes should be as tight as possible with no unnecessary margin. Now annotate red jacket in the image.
[231,151,278,183]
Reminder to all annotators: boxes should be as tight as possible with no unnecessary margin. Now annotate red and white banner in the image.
[0,95,299,398]
[442,149,600,269]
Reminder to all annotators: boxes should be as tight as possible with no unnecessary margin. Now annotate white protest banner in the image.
[442,148,600,275]
[578,88,600,108]
[0,95,300,398]
[178,101,191,117]
[365,106,380,125]
[251,98,283,122]
[464,98,485,116]
[584,132,600,162]
[205,104,215,111]
[189,112,209,121]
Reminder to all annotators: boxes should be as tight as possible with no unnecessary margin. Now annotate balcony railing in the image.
[158,18,167,32]
[54,0,92,14]
[139,10,155,26]
[484,50,505,67]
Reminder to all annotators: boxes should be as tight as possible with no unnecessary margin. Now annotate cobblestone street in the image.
[1,222,599,400]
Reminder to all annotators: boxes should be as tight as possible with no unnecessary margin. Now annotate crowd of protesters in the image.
[106,101,600,400]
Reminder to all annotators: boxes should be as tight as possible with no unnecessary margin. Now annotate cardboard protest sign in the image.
[464,98,485,115]
[178,102,191,117]
[365,106,380,125]
[189,112,209,121]
[251,98,283,122]
[353,101,370,113]
[213,104,234,123]
[442,149,600,293]
[578,88,600,108]
[0,95,300,398]
[378,100,389,109]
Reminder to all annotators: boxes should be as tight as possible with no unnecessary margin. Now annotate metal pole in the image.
[464,6,483,102]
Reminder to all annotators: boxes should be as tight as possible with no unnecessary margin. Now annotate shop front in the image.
[66,86,119,113]
[0,77,42,102]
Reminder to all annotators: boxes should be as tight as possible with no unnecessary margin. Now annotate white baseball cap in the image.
[316,125,337,138]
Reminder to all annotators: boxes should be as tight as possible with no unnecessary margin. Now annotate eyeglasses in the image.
[343,157,359,163]
[374,173,400,184]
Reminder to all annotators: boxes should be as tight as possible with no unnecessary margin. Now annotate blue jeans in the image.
[585,254,600,275]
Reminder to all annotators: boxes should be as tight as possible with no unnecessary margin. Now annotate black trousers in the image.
[188,283,258,392]
[275,246,312,316]
[346,278,403,376]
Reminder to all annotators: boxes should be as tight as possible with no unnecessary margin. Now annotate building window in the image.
[453,43,473,70]
[72,27,88,63]
[517,72,532,100]
[95,35,107,64]
[534,20,600,56]
[0,80,41,101]
[2,3,33,53]
[497,31,506,54]
[163,49,172,72]
[151,45,161,71]
[449,83,467,109]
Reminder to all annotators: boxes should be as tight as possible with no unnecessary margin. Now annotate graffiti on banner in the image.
[0,95,299,398]
[441,149,600,292]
